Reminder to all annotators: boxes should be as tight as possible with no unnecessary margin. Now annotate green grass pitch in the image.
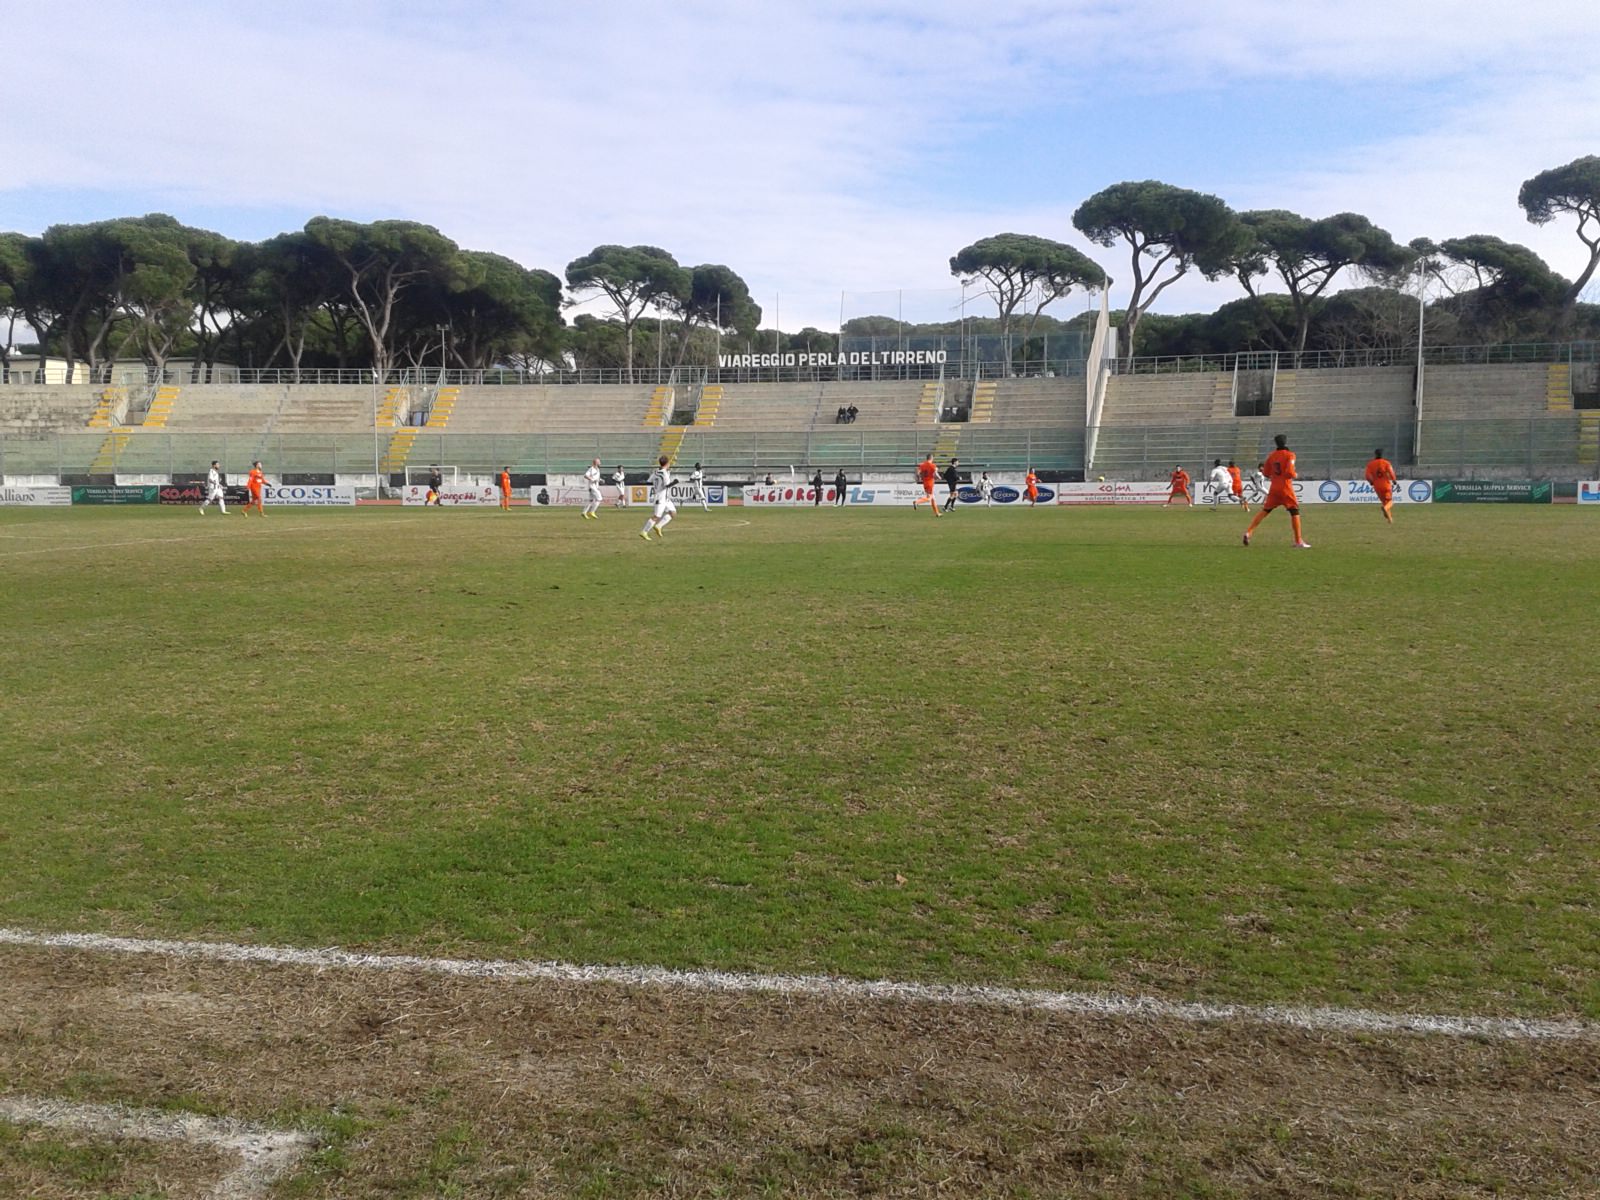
[2,501,1596,1019]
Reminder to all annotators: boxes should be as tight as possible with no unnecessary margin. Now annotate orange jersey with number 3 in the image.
[1262,448,1297,509]
[1365,457,1395,495]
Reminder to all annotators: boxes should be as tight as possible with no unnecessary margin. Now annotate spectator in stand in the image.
[836,405,848,423]
[846,404,859,423]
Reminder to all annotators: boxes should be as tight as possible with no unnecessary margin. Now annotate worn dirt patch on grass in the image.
[0,1117,231,1200]
[4,944,1598,1198]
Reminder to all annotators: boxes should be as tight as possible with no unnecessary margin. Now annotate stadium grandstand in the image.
[2,342,1596,485]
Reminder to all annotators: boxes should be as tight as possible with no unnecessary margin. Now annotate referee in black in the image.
[941,457,963,513]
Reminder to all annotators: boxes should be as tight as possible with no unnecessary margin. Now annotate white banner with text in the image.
[263,484,358,507]
[0,484,72,506]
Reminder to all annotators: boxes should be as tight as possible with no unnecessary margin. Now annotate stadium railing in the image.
[2,427,1089,478]
[7,342,1599,391]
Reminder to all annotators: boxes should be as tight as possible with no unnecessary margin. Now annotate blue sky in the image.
[4,0,1597,333]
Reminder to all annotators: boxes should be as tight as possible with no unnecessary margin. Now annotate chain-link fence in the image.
[0,427,1083,479]
[5,418,1589,482]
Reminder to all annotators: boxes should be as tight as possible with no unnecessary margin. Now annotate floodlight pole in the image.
[838,290,845,382]
[1414,259,1427,463]
[372,375,381,498]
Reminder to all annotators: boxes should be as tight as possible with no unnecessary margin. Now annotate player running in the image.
[199,460,228,514]
[1227,460,1248,512]
[499,466,513,511]
[611,465,629,507]
[978,471,994,506]
[1206,459,1232,509]
[640,455,677,539]
[690,462,710,511]
[1364,448,1398,524]
[244,460,269,516]
[1165,465,1192,507]
[1243,434,1310,548]
[1025,468,1039,506]
[912,453,942,517]
[582,458,603,519]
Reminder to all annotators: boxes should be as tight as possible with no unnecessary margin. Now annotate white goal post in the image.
[404,465,459,486]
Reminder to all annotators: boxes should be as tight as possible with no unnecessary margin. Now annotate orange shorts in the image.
[1263,488,1297,512]
[1026,486,1038,499]
[1170,486,1189,497]
[248,488,262,503]
[1231,485,1243,497]
[1373,485,1393,503]
[922,481,936,496]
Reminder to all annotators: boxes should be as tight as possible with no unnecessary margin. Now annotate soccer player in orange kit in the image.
[1165,465,1192,507]
[1364,448,1397,524]
[1024,468,1039,506]
[499,467,512,511]
[244,460,267,516]
[1227,460,1247,512]
[913,453,942,516]
[1243,434,1309,548]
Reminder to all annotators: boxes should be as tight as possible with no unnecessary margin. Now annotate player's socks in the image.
[1290,514,1304,543]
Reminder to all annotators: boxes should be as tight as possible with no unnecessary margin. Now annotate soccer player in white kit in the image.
[1207,459,1234,508]
[978,472,994,506]
[689,462,710,510]
[582,458,603,519]
[640,455,677,540]
[611,465,628,507]
[199,460,227,514]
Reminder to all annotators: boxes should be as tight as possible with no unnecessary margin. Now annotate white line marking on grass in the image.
[0,1095,315,1200]
[3,927,1594,1043]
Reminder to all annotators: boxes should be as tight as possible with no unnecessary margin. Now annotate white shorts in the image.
[653,496,677,519]
[207,486,224,502]
[588,486,602,502]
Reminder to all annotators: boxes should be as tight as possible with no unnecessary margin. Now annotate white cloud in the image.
[2,1,1596,330]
